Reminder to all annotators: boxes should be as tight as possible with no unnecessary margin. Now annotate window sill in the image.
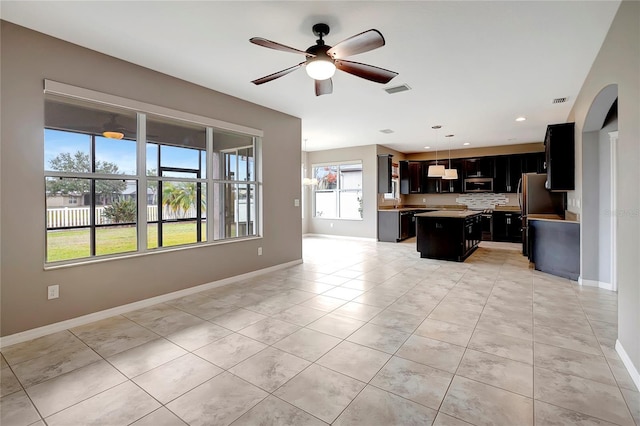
[43,235,263,270]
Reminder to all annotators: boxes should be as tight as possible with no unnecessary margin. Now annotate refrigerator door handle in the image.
[516,177,523,211]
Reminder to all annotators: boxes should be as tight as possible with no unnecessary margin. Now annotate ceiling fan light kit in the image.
[250,23,398,96]
[102,130,125,140]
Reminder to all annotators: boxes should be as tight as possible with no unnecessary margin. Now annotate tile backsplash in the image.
[456,193,510,210]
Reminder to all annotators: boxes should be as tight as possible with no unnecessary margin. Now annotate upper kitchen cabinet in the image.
[494,155,520,193]
[522,152,545,174]
[377,154,393,193]
[400,161,425,194]
[463,157,494,179]
[441,158,463,193]
[544,122,575,191]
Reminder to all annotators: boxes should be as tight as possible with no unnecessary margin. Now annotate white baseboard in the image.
[578,277,614,291]
[304,233,377,242]
[615,340,640,392]
[0,259,302,349]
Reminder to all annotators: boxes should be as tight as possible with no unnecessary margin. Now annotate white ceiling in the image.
[1,1,620,153]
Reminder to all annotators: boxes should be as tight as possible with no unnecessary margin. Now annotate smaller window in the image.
[313,162,363,220]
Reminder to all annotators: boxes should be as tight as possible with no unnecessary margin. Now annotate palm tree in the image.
[162,182,206,219]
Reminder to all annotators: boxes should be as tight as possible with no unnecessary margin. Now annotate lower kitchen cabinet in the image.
[415,212,481,261]
[493,211,522,242]
[378,210,418,242]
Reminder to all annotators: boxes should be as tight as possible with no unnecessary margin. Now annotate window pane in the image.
[148,180,206,249]
[315,191,337,218]
[44,129,91,172]
[95,137,136,176]
[147,143,158,176]
[314,166,338,189]
[340,163,362,190]
[46,177,91,262]
[147,115,206,175]
[340,190,363,219]
[213,130,254,181]
[95,179,137,256]
[213,183,256,240]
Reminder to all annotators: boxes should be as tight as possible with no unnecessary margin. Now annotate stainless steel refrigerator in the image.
[517,173,566,257]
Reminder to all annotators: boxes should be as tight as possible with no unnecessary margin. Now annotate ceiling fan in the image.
[250,23,398,96]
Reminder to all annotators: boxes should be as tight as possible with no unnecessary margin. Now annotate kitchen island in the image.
[415,210,482,262]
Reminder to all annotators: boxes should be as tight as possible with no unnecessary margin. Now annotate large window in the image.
[313,162,363,220]
[44,91,260,264]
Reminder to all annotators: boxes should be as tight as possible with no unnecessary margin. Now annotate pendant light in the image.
[302,139,318,186]
[443,134,458,180]
[427,125,445,177]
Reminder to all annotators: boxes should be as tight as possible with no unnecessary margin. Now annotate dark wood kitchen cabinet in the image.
[493,211,522,242]
[494,153,545,193]
[464,157,494,178]
[416,211,481,262]
[377,154,393,193]
[399,161,425,194]
[545,122,575,191]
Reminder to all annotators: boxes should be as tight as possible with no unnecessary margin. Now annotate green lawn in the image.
[47,222,207,262]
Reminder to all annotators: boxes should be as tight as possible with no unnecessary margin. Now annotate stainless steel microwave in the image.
[464,178,494,192]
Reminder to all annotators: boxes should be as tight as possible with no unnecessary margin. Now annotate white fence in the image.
[47,206,202,228]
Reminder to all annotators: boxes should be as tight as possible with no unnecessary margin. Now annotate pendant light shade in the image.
[442,168,458,180]
[428,164,446,177]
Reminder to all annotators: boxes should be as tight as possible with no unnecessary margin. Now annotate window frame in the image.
[43,81,263,267]
[312,160,363,221]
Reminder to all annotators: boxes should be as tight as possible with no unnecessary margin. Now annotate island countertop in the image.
[415,210,481,219]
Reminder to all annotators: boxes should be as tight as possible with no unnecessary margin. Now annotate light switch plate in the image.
[294,199,300,207]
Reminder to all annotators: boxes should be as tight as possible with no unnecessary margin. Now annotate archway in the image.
[581,84,618,290]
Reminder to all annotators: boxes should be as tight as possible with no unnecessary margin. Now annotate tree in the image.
[162,182,206,218]
[102,199,136,224]
[46,151,126,201]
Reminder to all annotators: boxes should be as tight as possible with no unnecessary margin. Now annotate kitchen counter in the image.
[415,210,481,219]
[494,206,521,212]
[528,214,578,223]
[378,205,466,212]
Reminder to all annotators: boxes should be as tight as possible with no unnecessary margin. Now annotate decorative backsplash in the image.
[456,193,510,210]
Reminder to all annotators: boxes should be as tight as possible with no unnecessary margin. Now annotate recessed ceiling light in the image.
[379,129,394,134]
[445,134,454,138]
[463,142,470,146]
[424,146,430,149]
[515,116,526,122]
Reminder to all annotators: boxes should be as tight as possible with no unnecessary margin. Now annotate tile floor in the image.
[1,236,638,425]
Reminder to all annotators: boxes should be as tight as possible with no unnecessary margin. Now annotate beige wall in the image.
[568,1,639,376]
[306,145,377,239]
[0,21,302,336]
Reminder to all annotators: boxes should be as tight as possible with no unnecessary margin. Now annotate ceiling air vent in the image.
[379,129,394,134]
[552,97,568,104]
[384,84,411,94]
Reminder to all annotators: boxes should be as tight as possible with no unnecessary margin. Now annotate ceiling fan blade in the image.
[315,78,333,96]
[251,62,305,85]
[335,59,398,84]
[327,29,385,59]
[250,37,314,57]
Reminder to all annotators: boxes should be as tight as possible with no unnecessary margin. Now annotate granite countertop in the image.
[527,214,579,224]
[494,206,521,212]
[415,210,481,219]
[378,205,466,212]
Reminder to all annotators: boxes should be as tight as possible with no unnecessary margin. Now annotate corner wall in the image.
[568,0,639,381]
[0,21,303,336]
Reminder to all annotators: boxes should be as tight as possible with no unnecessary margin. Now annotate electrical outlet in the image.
[48,285,59,300]
[422,198,426,203]
[330,223,334,228]
[257,247,262,256]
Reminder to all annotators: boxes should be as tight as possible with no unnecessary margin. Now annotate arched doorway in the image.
[581,84,618,290]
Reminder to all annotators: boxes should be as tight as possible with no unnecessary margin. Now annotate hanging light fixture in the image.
[427,125,445,177]
[302,139,318,186]
[443,134,458,180]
